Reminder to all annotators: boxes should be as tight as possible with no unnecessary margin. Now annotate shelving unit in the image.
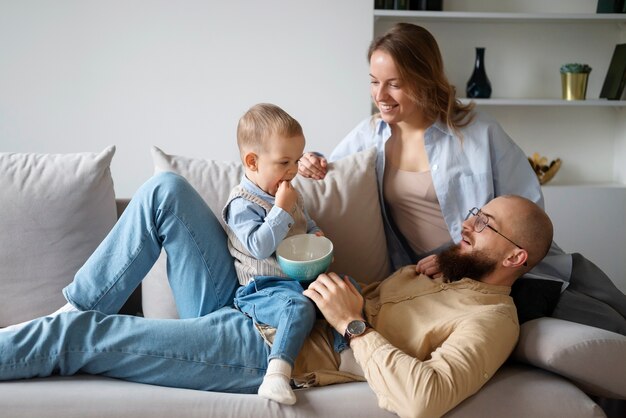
[374,10,626,23]
[373,7,626,291]
[461,98,626,107]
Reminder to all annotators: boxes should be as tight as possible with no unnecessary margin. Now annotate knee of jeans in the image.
[153,172,189,193]
[147,172,198,204]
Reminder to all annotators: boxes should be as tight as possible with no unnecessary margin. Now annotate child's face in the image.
[246,133,305,196]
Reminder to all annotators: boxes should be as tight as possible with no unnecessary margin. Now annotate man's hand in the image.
[303,273,364,334]
[298,153,327,180]
[415,254,443,277]
[275,181,298,214]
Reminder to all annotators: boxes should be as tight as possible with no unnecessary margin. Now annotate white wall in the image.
[544,185,626,293]
[2,0,625,287]
[0,0,372,197]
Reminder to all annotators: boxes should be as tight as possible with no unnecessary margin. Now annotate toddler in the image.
[222,103,321,405]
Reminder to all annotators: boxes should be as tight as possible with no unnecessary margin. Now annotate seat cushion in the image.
[444,363,605,418]
[0,365,603,418]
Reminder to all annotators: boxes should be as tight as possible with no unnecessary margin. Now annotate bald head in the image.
[489,195,553,271]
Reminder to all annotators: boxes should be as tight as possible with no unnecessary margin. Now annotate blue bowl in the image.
[276,234,333,282]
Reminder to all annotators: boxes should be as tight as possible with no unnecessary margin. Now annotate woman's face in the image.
[369,50,420,125]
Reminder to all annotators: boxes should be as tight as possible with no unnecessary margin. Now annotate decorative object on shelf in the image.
[394,0,408,9]
[596,0,626,13]
[528,153,562,185]
[600,44,626,100]
[374,0,395,9]
[408,0,443,10]
[466,47,492,99]
[375,0,442,10]
[560,63,592,100]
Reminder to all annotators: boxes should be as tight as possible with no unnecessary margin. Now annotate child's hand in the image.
[314,230,324,237]
[415,254,442,278]
[275,180,298,214]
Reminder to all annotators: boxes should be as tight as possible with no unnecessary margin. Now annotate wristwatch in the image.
[344,319,371,342]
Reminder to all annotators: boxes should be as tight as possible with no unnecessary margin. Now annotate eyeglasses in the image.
[465,207,524,250]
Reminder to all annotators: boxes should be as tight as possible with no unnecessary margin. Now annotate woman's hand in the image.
[303,273,364,334]
[415,254,442,278]
[298,153,328,180]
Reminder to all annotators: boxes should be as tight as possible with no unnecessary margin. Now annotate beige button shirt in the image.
[291,266,520,418]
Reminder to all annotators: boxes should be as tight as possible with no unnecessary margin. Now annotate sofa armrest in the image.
[513,317,626,399]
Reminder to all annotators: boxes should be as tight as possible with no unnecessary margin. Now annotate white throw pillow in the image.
[144,146,390,318]
[0,147,117,326]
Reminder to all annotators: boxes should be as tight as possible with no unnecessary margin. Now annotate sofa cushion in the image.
[145,146,391,318]
[514,317,626,399]
[0,365,604,418]
[444,363,605,418]
[0,147,117,326]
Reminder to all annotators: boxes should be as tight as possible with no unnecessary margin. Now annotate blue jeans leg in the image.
[0,308,270,393]
[64,172,238,318]
[234,277,316,367]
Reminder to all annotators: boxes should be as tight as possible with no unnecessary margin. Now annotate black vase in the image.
[466,47,492,99]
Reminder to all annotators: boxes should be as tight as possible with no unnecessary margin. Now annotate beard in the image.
[437,244,498,282]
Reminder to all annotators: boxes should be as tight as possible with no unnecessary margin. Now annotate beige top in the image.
[284,267,519,418]
[383,166,452,254]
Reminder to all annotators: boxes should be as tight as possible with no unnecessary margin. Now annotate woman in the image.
[299,22,571,284]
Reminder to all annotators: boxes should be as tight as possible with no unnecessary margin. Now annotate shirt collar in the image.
[375,117,452,139]
[240,175,276,203]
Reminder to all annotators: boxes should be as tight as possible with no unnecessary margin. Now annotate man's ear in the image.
[244,152,258,171]
[503,249,528,269]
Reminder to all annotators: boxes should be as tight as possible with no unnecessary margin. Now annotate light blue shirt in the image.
[224,176,320,260]
[329,112,572,285]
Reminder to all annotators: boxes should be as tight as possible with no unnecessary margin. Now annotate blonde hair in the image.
[236,103,303,153]
[368,23,475,133]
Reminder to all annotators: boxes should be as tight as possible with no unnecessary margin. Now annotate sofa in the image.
[1,146,625,418]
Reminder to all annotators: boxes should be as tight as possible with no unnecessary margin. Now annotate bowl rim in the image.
[276,234,334,264]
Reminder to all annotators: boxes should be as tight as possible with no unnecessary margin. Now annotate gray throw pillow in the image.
[0,147,117,326]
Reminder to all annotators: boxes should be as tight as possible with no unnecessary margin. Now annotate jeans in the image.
[0,172,271,393]
[234,276,316,367]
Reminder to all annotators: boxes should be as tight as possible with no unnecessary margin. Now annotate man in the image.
[0,173,552,418]
[300,194,553,418]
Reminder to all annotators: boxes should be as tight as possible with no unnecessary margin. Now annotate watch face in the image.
[347,320,366,336]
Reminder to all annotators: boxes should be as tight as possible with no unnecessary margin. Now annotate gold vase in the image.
[561,73,589,100]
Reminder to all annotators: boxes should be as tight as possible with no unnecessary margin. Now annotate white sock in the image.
[258,359,296,405]
[1,302,78,333]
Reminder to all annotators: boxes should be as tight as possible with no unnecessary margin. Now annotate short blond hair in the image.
[236,103,303,153]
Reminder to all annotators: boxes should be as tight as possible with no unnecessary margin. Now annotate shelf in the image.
[460,98,626,107]
[373,10,626,23]
[543,182,626,188]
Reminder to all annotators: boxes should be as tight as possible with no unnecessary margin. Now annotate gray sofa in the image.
[1,146,625,418]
